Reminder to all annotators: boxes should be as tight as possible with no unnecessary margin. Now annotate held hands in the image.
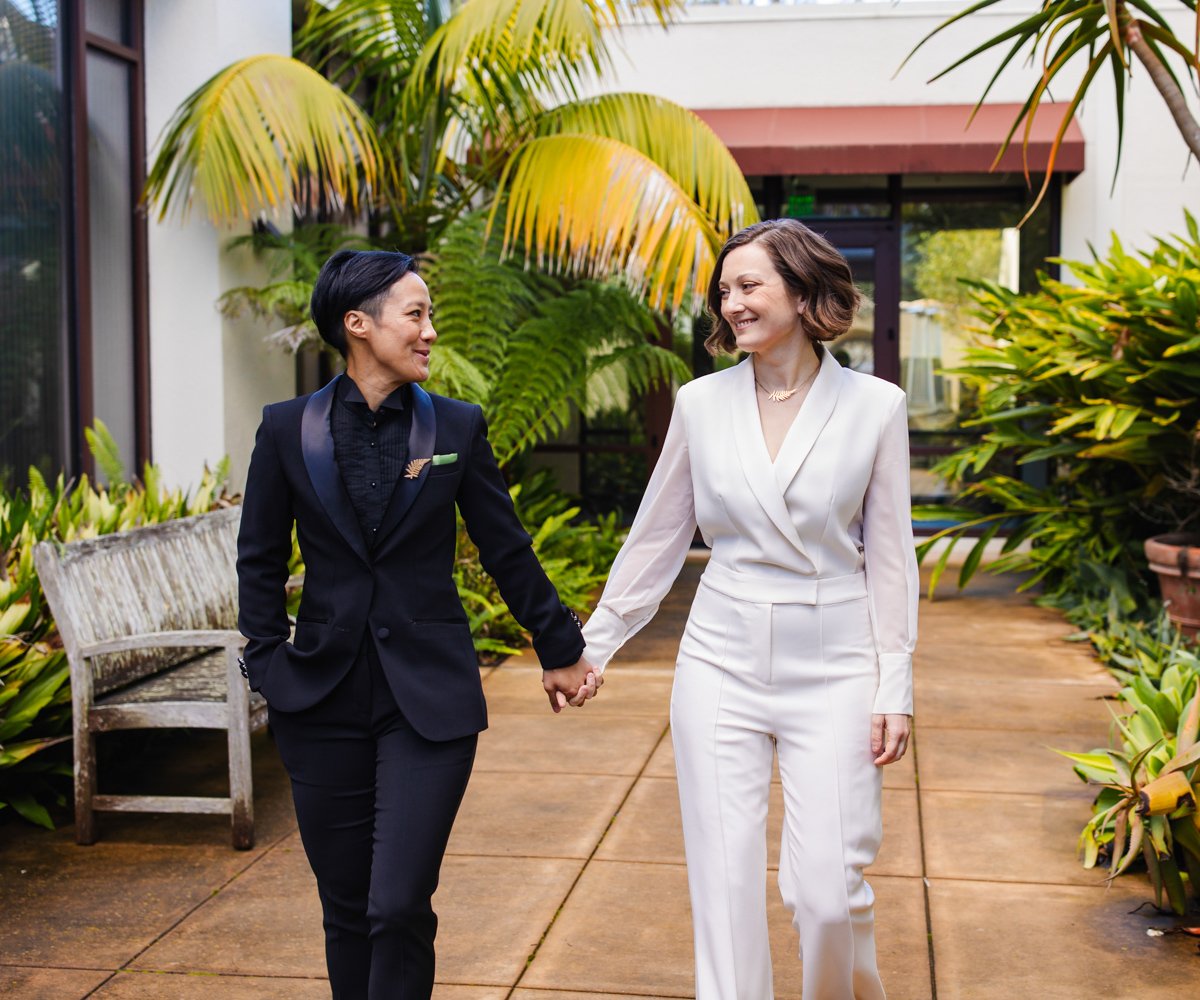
[871,713,911,766]
[542,656,603,713]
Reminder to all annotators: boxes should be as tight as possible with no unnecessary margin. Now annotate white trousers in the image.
[671,574,885,1000]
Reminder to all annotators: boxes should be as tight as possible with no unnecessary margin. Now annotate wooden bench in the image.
[34,506,265,849]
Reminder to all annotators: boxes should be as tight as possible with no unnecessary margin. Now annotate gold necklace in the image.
[754,361,820,402]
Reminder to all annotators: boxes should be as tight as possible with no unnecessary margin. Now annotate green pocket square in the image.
[431,452,458,466]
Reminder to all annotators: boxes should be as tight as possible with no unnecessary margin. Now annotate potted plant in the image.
[1145,533,1200,640]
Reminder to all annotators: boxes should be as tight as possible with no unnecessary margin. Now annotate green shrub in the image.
[0,422,232,828]
[1059,654,1200,915]
[455,471,622,662]
[917,218,1200,607]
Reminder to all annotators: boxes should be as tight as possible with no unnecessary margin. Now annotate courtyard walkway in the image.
[2,558,1197,998]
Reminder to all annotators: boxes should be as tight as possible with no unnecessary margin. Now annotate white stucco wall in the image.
[602,1,1199,261]
[144,0,294,491]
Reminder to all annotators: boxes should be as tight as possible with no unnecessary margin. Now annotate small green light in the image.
[786,194,815,217]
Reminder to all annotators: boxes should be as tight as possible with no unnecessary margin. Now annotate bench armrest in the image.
[79,630,246,658]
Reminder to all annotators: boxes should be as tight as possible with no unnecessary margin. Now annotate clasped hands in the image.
[542,657,602,713]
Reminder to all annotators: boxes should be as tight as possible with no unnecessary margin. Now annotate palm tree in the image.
[145,0,756,313]
[905,0,1200,220]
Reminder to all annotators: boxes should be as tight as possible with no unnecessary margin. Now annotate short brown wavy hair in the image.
[705,219,861,356]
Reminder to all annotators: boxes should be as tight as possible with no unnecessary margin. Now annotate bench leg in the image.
[228,710,255,851]
[74,729,97,846]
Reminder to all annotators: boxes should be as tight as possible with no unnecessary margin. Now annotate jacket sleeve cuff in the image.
[533,608,586,671]
[872,653,913,716]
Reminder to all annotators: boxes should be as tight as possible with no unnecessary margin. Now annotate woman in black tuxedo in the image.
[236,249,598,999]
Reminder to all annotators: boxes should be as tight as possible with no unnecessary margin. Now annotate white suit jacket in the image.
[582,347,919,715]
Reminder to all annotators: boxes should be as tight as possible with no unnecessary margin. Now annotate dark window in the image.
[0,0,147,486]
[0,0,70,485]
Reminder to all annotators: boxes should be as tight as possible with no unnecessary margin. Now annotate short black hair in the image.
[309,249,419,356]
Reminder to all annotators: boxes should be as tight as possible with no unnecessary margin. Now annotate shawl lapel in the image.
[772,345,842,493]
[374,383,437,546]
[301,375,371,566]
[730,358,807,553]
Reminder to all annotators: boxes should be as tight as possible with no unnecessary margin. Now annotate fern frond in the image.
[424,211,544,377]
[425,344,491,404]
[84,420,127,486]
[586,342,690,416]
[486,281,679,462]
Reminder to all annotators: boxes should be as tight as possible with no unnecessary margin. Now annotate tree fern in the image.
[423,211,543,379]
[487,281,687,462]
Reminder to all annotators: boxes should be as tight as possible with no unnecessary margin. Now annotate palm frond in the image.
[537,92,757,235]
[145,55,381,225]
[297,0,433,84]
[413,0,679,113]
[493,135,722,313]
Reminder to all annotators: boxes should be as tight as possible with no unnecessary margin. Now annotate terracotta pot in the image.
[1144,533,1200,640]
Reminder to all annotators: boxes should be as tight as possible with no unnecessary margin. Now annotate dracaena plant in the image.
[916,218,1200,607]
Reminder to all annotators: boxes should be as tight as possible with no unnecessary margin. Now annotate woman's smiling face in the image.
[717,241,805,355]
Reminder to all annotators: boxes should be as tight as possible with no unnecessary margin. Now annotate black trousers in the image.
[269,641,477,1000]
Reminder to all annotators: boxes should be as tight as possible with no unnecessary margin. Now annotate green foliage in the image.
[917,219,1200,605]
[453,472,623,661]
[218,224,376,352]
[911,229,1005,312]
[424,211,692,464]
[0,428,234,828]
[1058,653,1200,915]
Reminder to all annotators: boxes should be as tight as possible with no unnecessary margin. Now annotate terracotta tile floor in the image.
[3,559,1195,999]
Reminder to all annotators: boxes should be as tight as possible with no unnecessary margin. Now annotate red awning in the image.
[692,104,1084,176]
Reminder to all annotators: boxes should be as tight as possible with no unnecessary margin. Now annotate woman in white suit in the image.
[582,219,918,999]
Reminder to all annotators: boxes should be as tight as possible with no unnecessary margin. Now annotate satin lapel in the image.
[730,358,806,551]
[773,346,843,493]
[375,383,437,546]
[301,376,371,566]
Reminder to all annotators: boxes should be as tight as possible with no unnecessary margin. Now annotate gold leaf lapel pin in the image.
[404,457,431,480]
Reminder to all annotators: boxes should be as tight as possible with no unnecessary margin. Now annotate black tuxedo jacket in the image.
[236,375,585,740]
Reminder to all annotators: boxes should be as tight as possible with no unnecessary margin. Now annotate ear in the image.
[343,308,371,343]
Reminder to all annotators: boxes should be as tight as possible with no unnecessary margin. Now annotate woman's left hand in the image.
[871,714,911,766]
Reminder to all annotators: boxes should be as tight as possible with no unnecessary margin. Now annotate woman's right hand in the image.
[871,713,911,765]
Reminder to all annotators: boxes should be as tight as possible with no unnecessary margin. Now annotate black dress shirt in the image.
[331,376,412,545]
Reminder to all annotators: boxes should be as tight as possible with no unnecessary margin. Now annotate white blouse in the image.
[581,348,919,716]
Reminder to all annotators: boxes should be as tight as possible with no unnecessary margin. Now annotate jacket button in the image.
[377,627,390,640]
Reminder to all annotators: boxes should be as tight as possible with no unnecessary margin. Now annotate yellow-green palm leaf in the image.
[493,134,721,312]
[537,93,758,234]
[415,0,680,102]
[145,54,381,225]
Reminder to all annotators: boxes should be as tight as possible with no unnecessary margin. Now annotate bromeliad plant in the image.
[1060,663,1200,914]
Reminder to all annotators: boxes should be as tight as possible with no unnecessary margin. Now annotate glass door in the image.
[809,223,900,386]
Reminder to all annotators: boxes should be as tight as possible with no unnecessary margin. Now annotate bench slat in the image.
[93,794,233,815]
